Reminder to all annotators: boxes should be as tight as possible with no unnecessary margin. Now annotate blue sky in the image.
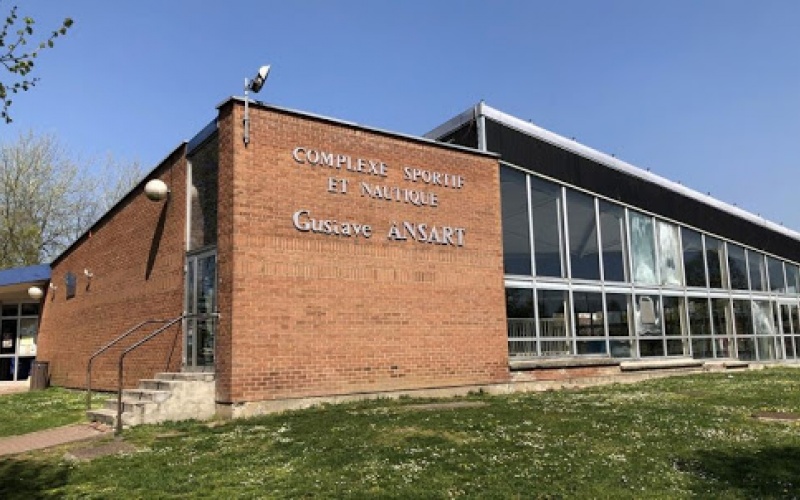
[6,1,800,230]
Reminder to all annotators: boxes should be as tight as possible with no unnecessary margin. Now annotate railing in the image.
[114,313,218,435]
[86,320,172,411]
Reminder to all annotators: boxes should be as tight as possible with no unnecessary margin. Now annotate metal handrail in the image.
[86,319,171,411]
[115,312,218,435]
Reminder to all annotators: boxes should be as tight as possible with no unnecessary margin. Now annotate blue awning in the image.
[0,265,51,287]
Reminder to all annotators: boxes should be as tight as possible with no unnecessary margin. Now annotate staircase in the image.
[87,373,216,429]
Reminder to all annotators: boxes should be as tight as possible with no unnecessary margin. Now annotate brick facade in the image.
[36,147,187,391]
[217,102,509,404]
[36,100,511,406]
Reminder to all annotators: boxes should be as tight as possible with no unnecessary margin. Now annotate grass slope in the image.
[2,368,800,498]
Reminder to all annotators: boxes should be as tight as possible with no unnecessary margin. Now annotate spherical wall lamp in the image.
[144,179,170,201]
[28,286,44,300]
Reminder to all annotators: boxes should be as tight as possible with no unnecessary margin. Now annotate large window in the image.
[629,211,657,285]
[573,292,605,355]
[727,244,749,290]
[657,221,682,286]
[636,294,663,357]
[538,290,571,356]
[705,236,725,289]
[710,298,734,358]
[733,300,756,360]
[188,134,219,251]
[500,166,531,275]
[786,265,800,294]
[748,251,766,292]
[506,288,535,357]
[688,297,712,358]
[682,229,706,287]
[566,191,600,280]
[606,293,632,357]
[663,296,687,356]
[530,177,563,278]
[767,257,786,293]
[0,303,39,382]
[753,300,778,360]
[598,201,627,282]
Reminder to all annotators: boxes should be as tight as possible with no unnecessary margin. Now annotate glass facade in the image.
[0,303,39,381]
[501,165,800,362]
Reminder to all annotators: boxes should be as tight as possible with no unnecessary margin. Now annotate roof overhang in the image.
[0,264,50,302]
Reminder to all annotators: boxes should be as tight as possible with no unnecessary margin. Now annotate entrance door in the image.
[185,250,217,371]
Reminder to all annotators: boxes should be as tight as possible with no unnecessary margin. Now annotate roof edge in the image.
[217,97,498,159]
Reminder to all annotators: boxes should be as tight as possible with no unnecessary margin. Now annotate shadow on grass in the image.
[685,446,800,497]
[0,458,68,499]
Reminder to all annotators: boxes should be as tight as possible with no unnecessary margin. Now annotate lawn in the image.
[2,368,800,499]
[0,388,93,438]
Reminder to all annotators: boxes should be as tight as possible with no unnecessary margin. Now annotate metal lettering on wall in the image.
[290,146,467,247]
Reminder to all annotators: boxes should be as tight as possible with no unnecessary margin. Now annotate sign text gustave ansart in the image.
[290,147,467,247]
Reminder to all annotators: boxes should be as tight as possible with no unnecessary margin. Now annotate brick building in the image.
[3,99,800,418]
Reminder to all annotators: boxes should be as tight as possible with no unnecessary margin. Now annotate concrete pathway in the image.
[0,423,111,457]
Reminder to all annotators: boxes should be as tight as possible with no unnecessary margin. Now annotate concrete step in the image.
[104,397,156,414]
[88,371,217,430]
[155,372,215,382]
[86,408,117,427]
[140,379,183,391]
[620,358,704,372]
[122,388,172,403]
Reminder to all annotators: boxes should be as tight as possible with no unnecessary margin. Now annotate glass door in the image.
[185,249,217,371]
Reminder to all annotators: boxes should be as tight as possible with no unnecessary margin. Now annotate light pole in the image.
[243,65,271,145]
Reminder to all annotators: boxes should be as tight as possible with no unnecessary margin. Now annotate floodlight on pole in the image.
[243,65,271,145]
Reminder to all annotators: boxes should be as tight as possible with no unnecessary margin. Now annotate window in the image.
[748,251,766,292]
[767,257,786,293]
[500,166,531,275]
[657,221,682,286]
[727,244,748,290]
[629,211,657,285]
[573,292,605,355]
[786,265,800,294]
[538,290,571,356]
[530,177,563,278]
[506,288,535,357]
[566,190,600,280]
[65,272,77,299]
[598,201,627,282]
[636,295,663,357]
[705,236,725,289]
[688,297,712,358]
[682,228,706,287]
[606,293,632,357]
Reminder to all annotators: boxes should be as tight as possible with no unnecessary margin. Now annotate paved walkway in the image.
[0,423,111,457]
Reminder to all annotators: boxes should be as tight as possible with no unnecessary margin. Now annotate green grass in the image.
[2,368,800,498]
[0,388,94,437]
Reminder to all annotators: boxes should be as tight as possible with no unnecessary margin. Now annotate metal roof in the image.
[0,264,50,288]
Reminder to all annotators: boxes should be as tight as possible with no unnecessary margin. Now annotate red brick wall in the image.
[217,102,509,403]
[37,147,187,390]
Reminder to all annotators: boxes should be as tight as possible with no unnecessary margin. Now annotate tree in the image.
[1,3,73,123]
[0,132,143,267]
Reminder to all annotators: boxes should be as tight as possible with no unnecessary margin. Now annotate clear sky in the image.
[6,1,800,231]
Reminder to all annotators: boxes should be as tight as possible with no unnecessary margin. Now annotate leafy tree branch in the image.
[0,3,73,123]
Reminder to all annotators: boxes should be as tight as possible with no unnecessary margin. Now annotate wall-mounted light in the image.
[84,269,94,279]
[144,179,170,202]
[243,65,271,146]
[49,283,57,291]
[27,286,44,300]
